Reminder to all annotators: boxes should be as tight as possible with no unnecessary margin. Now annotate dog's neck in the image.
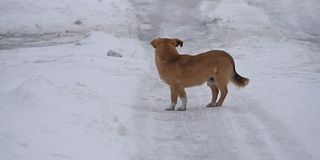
[155,44,180,64]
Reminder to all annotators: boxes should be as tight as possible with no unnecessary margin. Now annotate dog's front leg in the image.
[171,84,187,111]
[177,97,187,111]
[165,86,178,111]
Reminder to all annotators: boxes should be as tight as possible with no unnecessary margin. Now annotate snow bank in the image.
[0,30,149,159]
[0,30,149,160]
[0,0,150,159]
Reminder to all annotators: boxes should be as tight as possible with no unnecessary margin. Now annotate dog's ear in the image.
[173,38,183,47]
[150,39,156,48]
[150,38,161,48]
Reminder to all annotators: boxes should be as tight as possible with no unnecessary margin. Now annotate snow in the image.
[0,0,136,36]
[0,0,137,49]
[1,0,320,160]
[0,31,148,159]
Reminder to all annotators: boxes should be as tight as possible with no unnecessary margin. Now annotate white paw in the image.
[177,107,186,111]
[207,103,218,107]
[165,108,174,111]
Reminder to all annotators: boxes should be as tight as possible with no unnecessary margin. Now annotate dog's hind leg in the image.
[166,86,178,111]
[171,84,187,111]
[214,68,232,106]
[207,79,219,107]
[215,81,228,106]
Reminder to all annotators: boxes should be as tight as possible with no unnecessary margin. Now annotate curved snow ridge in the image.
[249,0,320,37]
[199,0,278,36]
[0,76,64,108]
[76,31,147,59]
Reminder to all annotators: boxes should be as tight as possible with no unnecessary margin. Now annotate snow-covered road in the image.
[132,0,320,159]
[1,0,320,159]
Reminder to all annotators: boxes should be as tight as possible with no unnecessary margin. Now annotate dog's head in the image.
[150,37,183,48]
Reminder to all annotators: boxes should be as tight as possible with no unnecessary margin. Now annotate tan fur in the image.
[151,37,249,111]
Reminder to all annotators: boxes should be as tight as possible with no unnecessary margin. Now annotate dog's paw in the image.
[207,103,220,107]
[176,107,186,111]
[165,108,174,111]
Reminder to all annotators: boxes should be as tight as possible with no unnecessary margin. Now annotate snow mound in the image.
[0,30,149,159]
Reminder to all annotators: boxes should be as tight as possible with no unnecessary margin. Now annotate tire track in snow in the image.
[190,86,243,160]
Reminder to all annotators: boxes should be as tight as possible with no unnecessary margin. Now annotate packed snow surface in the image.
[1,0,320,160]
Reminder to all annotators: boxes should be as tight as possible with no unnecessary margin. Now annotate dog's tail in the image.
[232,66,249,87]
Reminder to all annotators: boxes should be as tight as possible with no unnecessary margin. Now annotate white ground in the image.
[1,0,320,160]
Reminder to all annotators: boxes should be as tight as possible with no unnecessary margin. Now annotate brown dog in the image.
[151,37,249,111]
